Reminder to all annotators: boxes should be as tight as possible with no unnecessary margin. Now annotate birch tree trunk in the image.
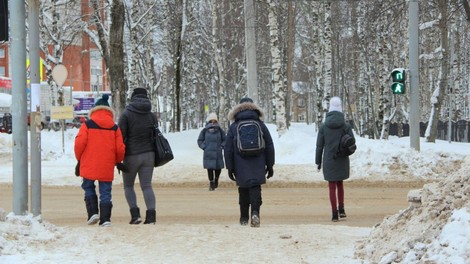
[426,0,449,142]
[285,1,295,129]
[211,0,227,127]
[268,0,287,136]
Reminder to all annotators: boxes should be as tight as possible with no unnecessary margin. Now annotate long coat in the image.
[224,102,275,188]
[74,106,126,182]
[315,111,354,182]
[197,123,226,170]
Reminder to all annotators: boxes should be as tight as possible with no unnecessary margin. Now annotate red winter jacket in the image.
[74,106,126,182]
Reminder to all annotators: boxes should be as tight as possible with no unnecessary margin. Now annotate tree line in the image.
[34,0,470,142]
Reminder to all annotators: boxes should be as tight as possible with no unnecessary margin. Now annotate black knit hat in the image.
[239,97,253,104]
[131,88,148,98]
[94,94,110,107]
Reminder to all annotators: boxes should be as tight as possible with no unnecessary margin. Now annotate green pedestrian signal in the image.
[391,69,406,94]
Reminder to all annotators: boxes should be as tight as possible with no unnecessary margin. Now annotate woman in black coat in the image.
[315,96,355,222]
[197,112,226,191]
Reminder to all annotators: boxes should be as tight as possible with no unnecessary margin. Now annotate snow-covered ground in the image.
[1,123,469,263]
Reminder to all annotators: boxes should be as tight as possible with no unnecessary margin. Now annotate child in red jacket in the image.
[74,94,126,227]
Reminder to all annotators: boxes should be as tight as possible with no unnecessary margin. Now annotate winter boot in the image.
[84,195,99,225]
[209,181,215,191]
[214,175,219,189]
[144,209,156,224]
[129,207,142,224]
[339,206,347,218]
[239,203,249,226]
[332,210,339,222]
[250,211,260,227]
[99,202,113,227]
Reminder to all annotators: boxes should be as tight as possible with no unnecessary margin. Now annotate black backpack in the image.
[236,120,265,156]
[334,126,356,159]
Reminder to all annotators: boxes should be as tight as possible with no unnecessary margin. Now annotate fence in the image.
[389,120,470,142]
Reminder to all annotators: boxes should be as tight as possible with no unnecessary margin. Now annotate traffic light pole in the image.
[409,0,420,151]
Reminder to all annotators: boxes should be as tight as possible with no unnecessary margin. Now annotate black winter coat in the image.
[224,102,275,188]
[118,94,155,156]
[315,111,354,182]
[197,123,226,170]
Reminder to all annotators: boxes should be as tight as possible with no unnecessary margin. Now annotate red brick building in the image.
[0,0,106,94]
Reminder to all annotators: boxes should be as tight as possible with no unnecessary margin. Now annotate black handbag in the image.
[153,125,174,167]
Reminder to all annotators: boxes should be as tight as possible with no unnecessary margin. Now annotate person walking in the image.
[74,94,126,227]
[315,96,354,222]
[224,97,275,227]
[197,112,226,191]
[118,88,157,225]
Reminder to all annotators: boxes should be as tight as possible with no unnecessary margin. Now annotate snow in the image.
[1,122,469,263]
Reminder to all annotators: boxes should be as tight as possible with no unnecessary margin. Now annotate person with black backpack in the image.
[315,96,355,222]
[224,97,275,227]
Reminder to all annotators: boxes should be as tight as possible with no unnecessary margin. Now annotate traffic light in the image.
[391,68,406,94]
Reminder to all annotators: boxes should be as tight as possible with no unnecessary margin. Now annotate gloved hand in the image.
[228,169,236,181]
[266,167,274,179]
[317,164,321,171]
[116,163,129,174]
[75,161,80,177]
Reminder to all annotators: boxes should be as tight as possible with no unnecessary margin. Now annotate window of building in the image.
[0,66,5,76]
[0,48,4,58]
[298,98,305,108]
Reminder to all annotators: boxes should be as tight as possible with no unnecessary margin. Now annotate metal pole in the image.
[244,0,258,102]
[11,0,28,215]
[409,0,420,151]
[29,0,41,216]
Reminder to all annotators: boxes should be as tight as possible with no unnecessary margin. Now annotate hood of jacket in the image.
[126,94,152,114]
[228,102,264,121]
[88,106,116,129]
[324,111,346,129]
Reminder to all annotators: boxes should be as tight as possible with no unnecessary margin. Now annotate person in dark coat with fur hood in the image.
[74,94,126,227]
[315,96,355,222]
[224,97,275,227]
[197,112,226,191]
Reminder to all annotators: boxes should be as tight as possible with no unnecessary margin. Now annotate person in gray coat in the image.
[315,96,355,222]
[197,112,226,191]
[224,97,275,227]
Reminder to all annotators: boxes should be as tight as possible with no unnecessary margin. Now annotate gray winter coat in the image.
[197,123,226,170]
[315,111,354,182]
[224,102,275,188]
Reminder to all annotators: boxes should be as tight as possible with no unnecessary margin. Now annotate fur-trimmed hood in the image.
[228,102,264,121]
[88,105,116,129]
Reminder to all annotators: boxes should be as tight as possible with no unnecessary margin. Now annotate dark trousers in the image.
[238,185,262,219]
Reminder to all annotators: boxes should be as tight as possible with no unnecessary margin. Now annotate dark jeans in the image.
[238,185,262,218]
[82,178,112,204]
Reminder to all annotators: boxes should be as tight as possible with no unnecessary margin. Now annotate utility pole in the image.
[244,0,258,102]
[409,0,420,151]
[29,0,42,216]
[11,0,28,215]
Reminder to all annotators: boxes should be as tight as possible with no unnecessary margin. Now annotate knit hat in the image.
[329,96,342,112]
[206,112,218,123]
[94,94,110,107]
[131,88,148,98]
[239,97,253,104]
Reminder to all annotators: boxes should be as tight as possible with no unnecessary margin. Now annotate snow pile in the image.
[0,210,63,256]
[354,157,470,263]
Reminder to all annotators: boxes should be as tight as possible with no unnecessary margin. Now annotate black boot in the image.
[250,211,260,227]
[99,202,113,227]
[332,210,339,222]
[339,206,347,218]
[214,175,219,189]
[84,195,99,225]
[239,204,249,226]
[209,181,215,191]
[144,209,156,224]
[129,207,142,224]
